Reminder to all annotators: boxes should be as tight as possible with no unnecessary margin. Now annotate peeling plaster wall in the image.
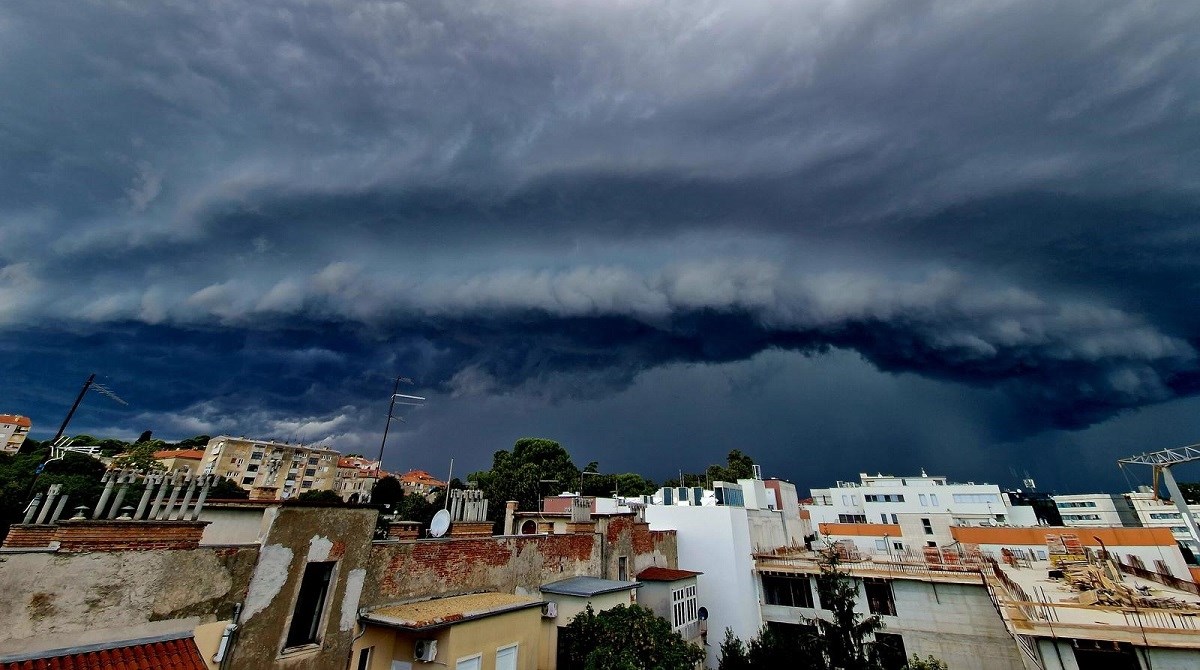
[364,519,678,607]
[227,506,377,670]
[0,546,258,656]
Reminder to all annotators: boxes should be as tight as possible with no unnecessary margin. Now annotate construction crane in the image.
[1118,443,1200,549]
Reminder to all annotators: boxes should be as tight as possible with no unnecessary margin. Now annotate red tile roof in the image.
[0,415,31,427]
[0,636,208,670]
[637,566,703,582]
[399,469,446,487]
[153,449,206,460]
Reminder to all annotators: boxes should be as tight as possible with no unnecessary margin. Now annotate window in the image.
[308,457,319,465]
[496,645,518,670]
[762,575,814,609]
[951,494,999,505]
[875,539,888,551]
[921,518,933,535]
[246,464,259,472]
[927,541,937,548]
[1154,560,1171,576]
[864,578,896,616]
[880,514,888,523]
[893,542,904,551]
[874,633,907,670]
[671,584,699,628]
[456,655,482,670]
[285,561,335,649]
[891,514,898,524]
[618,556,628,582]
[930,494,939,506]
[241,476,256,485]
[305,468,317,477]
[251,451,264,460]
[838,514,867,524]
[919,494,928,506]
[356,647,373,670]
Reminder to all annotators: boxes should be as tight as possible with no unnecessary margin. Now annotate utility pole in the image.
[369,376,423,502]
[53,373,95,444]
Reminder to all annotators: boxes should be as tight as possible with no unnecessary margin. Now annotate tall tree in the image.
[468,437,581,527]
[815,548,884,670]
[559,604,705,670]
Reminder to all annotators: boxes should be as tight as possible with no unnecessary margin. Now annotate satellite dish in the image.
[429,509,451,538]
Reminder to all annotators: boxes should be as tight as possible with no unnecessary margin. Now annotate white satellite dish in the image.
[429,509,451,538]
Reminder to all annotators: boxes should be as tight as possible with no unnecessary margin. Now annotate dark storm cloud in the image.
[3,1,1200,478]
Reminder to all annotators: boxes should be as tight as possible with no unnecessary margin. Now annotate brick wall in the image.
[54,520,208,552]
[1,524,57,549]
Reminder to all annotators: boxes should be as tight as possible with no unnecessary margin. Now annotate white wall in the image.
[645,505,762,668]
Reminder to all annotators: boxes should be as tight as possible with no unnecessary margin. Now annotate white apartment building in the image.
[1126,489,1200,553]
[1052,492,1142,528]
[805,472,1037,551]
[0,414,31,454]
[643,477,805,669]
[199,436,340,500]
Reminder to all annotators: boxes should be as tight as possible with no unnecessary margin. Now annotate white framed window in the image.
[919,494,928,506]
[671,584,698,630]
[456,653,482,670]
[496,644,518,670]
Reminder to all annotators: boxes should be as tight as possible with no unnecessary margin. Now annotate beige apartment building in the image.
[0,414,31,454]
[200,435,340,500]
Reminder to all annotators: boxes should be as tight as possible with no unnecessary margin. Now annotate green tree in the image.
[815,548,884,670]
[1,450,108,539]
[371,476,405,508]
[173,435,212,450]
[110,440,165,473]
[468,438,581,530]
[208,476,249,500]
[664,450,759,488]
[559,604,705,670]
[904,655,948,670]
[718,628,752,670]
[297,489,343,504]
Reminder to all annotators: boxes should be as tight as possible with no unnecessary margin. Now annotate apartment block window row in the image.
[837,514,867,524]
[917,494,940,507]
[1150,512,1183,520]
[1056,501,1098,508]
[1062,514,1101,520]
[951,493,1000,504]
[864,494,905,503]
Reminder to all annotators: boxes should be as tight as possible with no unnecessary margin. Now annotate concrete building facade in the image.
[199,436,339,500]
[0,414,30,454]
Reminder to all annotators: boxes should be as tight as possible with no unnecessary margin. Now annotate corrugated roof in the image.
[636,566,703,582]
[363,592,541,631]
[0,634,207,670]
[540,576,641,597]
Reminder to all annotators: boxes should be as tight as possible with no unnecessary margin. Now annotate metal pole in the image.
[53,373,95,444]
[1160,466,1200,550]
[375,376,402,472]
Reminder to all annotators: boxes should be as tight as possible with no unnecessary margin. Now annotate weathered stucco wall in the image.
[0,545,258,656]
[226,506,378,670]
[364,519,677,606]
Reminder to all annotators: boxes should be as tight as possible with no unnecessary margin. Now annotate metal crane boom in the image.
[1119,444,1200,549]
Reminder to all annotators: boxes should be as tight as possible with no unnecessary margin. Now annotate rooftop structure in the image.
[540,576,642,597]
[362,592,542,631]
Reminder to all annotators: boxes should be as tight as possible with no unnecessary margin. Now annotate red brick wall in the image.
[54,520,208,552]
[1,524,57,549]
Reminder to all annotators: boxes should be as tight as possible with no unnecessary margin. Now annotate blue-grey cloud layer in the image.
[3,1,1200,485]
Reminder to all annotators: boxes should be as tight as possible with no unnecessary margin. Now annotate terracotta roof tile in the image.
[636,566,703,581]
[0,415,31,427]
[0,636,207,670]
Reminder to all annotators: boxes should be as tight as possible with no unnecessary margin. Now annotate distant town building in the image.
[398,469,446,499]
[152,448,205,476]
[198,435,339,500]
[0,414,31,454]
[1051,492,1142,528]
[336,456,385,502]
[805,471,1039,535]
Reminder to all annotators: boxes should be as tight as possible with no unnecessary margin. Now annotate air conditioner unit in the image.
[542,601,558,618]
[414,639,438,663]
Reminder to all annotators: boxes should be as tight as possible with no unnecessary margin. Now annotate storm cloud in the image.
[3,1,1200,488]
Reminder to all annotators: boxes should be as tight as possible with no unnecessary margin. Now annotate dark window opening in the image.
[357,646,373,670]
[864,578,896,616]
[921,518,933,535]
[763,575,815,608]
[618,556,628,582]
[285,561,335,649]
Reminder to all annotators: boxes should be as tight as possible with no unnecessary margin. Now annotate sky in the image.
[3,1,1200,494]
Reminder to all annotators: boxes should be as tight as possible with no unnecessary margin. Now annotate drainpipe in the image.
[213,603,242,669]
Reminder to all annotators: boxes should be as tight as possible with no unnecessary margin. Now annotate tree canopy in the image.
[664,449,758,488]
[559,604,705,670]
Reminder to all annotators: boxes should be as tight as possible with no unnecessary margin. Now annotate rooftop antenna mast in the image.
[369,376,424,502]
